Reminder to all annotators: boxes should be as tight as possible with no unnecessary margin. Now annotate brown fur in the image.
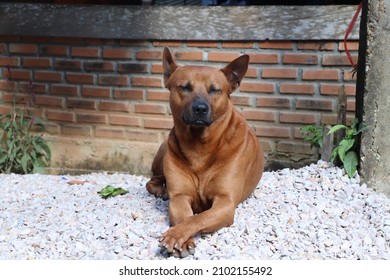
[146,47,265,257]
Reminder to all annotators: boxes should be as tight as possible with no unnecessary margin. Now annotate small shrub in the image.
[0,66,51,174]
[327,118,368,178]
[300,124,325,148]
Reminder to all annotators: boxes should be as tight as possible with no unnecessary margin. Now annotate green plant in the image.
[0,66,51,174]
[98,185,128,199]
[300,124,325,148]
[327,118,368,178]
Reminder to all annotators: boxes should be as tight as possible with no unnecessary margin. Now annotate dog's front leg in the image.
[160,195,236,257]
[159,193,196,258]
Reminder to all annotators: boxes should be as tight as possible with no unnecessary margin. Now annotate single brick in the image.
[241,110,275,122]
[95,127,126,139]
[118,63,148,73]
[255,126,290,138]
[302,69,340,81]
[297,42,334,51]
[187,41,219,48]
[283,54,318,65]
[52,37,84,44]
[46,110,74,122]
[99,75,128,86]
[35,95,63,107]
[347,99,356,112]
[0,43,6,53]
[41,45,68,56]
[279,112,316,124]
[0,106,11,115]
[35,71,62,82]
[248,53,279,64]
[132,77,162,88]
[114,89,144,100]
[67,73,95,84]
[245,68,258,78]
[110,115,141,127]
[4,69,31,81]
[322,54,358,66]
[76,113,106,124]
[67,98,96,110]
[339,41,359,51]
[0,57,20,67]
[144,118,173,129]
[173,51,203,61]
[19,82,47,94]
[9,44,37,55]
[152,64,163,74]
[323,114,356,125]
[280,83,315,95]
[100,101,130,112]
[277,141,313,155]
[240,82,275,93]
[231,96,251,106]
[82,86,110,98]
[208,52,240,62]
[50,84,78,96]
[320,84,356,96]
[23,58,51,68]
[136,50,162,60]
[262,68,297,79]
[84,62,115,72]
[153,41,182,47]
[102,48,132,59]
[257,97,291,108]
[259,41,293,49]
[55,60,82,71]
[344,71,357,81]
[222,42,254,48]
[119,40,149,47]
[135,104,167,115]
[62,124,92,137]
[0,80,16,91]
[296,99,333,111]
[147,90,170,101]
[126,130,161,142]
[72,47,100,58]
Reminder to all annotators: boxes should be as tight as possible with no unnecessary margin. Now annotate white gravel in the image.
[0,161,389,260]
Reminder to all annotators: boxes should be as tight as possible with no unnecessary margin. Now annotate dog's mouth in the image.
[182,116,213,127]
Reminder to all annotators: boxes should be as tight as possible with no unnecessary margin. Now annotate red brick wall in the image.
[0,36,358,172]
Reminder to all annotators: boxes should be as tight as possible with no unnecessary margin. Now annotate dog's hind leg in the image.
[146,141,169,200]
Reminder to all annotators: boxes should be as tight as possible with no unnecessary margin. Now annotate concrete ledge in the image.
[0,4,359,40]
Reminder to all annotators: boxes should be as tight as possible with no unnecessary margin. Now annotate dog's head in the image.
[162,47,249,128]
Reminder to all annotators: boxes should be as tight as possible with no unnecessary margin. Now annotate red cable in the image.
[344,2,363,70]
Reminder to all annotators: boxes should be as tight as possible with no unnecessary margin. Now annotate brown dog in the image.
[146,47,265,258]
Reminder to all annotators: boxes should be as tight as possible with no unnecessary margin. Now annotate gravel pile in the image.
[0,161,389,260]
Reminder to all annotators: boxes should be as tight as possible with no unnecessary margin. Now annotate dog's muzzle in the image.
[182,99,213,127]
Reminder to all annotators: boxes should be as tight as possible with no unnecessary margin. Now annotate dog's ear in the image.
[221,54,249,92]
[162,47,178,86]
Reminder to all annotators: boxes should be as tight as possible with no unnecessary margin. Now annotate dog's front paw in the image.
[159,227,195,258]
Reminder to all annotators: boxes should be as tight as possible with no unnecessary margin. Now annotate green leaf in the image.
[327,124,347,135]
[21,153,29,174]
[354,123,369,135]
[0,153,7,164]
[344,151,358,178]
[331,146,339,162]
[338,139,355,163]
[97,185,128,199]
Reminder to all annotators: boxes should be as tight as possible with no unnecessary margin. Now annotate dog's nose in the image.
[192,101,209,117]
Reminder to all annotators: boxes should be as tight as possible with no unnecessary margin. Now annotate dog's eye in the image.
[209,87,221,95]
[178,84,192,93]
